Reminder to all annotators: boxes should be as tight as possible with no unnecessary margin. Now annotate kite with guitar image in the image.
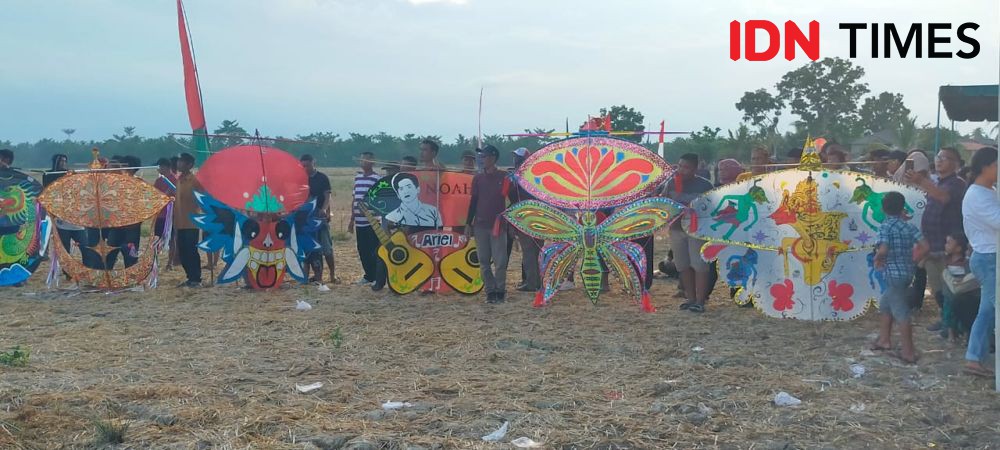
[359,204,434,295]
[359,204,483,295]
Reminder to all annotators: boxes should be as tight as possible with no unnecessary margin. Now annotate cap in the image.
[482,145,499,158]
[512,147,528,157]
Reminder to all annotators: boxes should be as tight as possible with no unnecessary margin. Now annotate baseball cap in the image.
[513,147,528,157]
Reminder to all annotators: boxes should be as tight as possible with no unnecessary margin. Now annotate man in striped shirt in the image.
[348,152,381,285]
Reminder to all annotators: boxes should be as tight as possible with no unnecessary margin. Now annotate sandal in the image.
[963,365,994,378]
[868,343,893,352]
[890,350,918,365]
[688,304,705,313]
[679,302,694,310]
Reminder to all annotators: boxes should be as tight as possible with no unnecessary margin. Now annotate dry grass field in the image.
[1,168,999,449]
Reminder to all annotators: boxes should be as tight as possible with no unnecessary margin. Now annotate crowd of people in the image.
[343,140,999,377]
[3,137,999,377]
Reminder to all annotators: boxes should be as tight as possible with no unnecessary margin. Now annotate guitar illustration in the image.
[359,205,433,295]
[440,238,483,294]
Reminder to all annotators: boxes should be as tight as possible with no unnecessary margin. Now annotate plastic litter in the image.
[511,437,543,448]
[381,401,413,410]
[849,403,866,413]
[295,382,323,393]
[850,363,866,378]
[774,391,801,406]
[481,421,509,442]
[296,300,312,311]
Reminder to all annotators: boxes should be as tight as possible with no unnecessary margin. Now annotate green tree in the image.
[775,57,869,141]
[112,126,137,142]
[212,120,249,150]
[970,127,987,141]
[896,115,919,150]
[599,105,645,142]
[735,88,783,137]
[859,92,911,134]
[725,124,758,160]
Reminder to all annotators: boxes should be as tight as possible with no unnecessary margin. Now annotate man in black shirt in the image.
[301,154,336,284]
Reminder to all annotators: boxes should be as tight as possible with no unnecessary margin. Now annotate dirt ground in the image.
[2,168,999,449]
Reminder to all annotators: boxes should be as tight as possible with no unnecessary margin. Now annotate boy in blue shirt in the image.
[872,191,929,364]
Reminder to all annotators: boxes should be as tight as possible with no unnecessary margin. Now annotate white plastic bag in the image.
[481,421,509,442]
[774,391,801,407]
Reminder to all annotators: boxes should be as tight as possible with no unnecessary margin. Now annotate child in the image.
[940,233,981,341]
[872,191,929,364]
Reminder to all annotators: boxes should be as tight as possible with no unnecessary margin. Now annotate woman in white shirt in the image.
[960,147,999,378]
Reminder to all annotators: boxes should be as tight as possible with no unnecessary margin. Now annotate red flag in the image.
[178,0,206,133]
[658,120,665,144]
[604,113,612,131]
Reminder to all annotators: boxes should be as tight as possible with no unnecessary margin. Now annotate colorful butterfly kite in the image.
[504,136,683,312]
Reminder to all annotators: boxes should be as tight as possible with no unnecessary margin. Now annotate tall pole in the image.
[934,98,941,152]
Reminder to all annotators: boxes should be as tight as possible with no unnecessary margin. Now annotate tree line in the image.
[4,58,993,169]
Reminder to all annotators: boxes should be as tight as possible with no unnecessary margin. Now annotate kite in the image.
[195,145,309,214]
[514,136,672,210]
[505,197,682,312]
[0,169,46,286]
[409,230,483,295]
[193,192,318,288]
[359,205,434,295]
[439,237,482,294]
[192,145,315,289]
[363,170,482,295]
[177,0,211,165]
[504,135,682,311]
[687,143,927,320]
[364,170,473,228]
[39,169,171,290]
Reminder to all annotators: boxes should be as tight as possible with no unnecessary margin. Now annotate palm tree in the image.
[896,116,918,150]
[213,120,248,149]
[726,124,755,159]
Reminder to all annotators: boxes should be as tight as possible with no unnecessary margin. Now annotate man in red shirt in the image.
[466,145,510,303]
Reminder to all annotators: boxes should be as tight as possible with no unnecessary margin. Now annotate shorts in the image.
[879,278,914,321]
[314,223,333,256]
[669,229,708,272]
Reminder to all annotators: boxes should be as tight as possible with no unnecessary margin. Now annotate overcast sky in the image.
[1,0,997,143]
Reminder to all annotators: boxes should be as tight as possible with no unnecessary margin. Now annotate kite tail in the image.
[46,249,60,289]
[641,290,655,313]
[533,290,545,308]
[148,252,159,290]
[162,202,174,254]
